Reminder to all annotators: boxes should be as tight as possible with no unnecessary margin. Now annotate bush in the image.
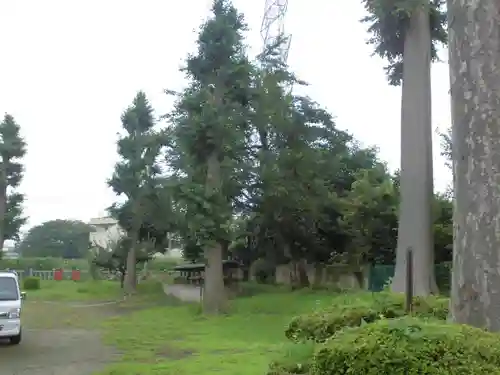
[267,342,316,375]
[285,292,449,342]
[312,317,500,374]
[23,277,41,290]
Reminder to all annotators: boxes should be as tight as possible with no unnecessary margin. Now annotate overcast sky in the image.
[0,0,451,230]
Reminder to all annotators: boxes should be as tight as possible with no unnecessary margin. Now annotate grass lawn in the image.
[21,280,167,329]
[19,279,373,374]
[97,288,366,375]
[25,279,125,302]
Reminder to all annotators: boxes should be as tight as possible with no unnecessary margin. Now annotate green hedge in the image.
[312,317,500,374]
[285,293,448,342]
[0,257,88,271]
[267,343,315,375]
[23,277,41,290]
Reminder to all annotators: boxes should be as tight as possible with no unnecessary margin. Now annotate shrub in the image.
[312,317,500,374]
[285,292,449,342]
[23,276,41,290]
[268,342,315,375]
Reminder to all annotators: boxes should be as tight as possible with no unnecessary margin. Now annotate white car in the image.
[0,271,24,345]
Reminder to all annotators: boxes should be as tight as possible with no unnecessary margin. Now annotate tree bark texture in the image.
[448,0,500,331]
[202,153,227,314]
[124,245,137,294]
[392,3,437,296]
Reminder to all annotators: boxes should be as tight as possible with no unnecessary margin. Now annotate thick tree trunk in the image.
[392,3,437,296]
[119,268,125,289]
[202,153,227,314]
[124,246,136,294]
[203,242,226,313]
[448,0,500,330]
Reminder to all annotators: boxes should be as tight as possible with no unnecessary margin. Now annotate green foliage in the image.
[361,0,447,85]
[0,114,27,243]
[108,91,169,290]
[17,220,92,258]
[166,0,253,250]
[313,317,500,374]
[268,342,315,375]
[23,276,41,290]
[243,38,385,269]
[108,91,164,229]
[90,0,455,291]
[438,127,452,170]
[433,194,452,263]
[285,292,448,342]
[340,166,398,264]
[4,193,27,242]
[92,238,151,276]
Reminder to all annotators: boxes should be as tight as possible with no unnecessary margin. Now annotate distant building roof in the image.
[88,217,118,226]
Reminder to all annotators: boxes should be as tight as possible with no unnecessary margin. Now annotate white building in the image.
[88,216,124,249]
[88,215,183,258]
[2,240,19,259]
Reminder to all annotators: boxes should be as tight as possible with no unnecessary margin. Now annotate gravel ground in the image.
[163,284,202,302]
[0,329,118,375]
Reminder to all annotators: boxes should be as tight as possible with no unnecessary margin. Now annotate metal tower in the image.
[260,0,291,62]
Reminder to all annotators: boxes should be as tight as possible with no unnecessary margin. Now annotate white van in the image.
[0,271,24,345]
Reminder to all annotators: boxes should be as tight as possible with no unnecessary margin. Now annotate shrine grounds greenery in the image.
[21,280,500,374]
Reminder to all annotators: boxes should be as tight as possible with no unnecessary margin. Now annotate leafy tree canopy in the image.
[362,0,447,85]
[17,219,92,258]
[0,114,27,247]
[107,91,167,292]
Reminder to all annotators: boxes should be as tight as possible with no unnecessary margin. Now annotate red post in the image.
[54,268,63,281]
[71,269,81,281]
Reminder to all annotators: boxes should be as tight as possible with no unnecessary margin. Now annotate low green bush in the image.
[267,342,316,375]
[23,276,41,290]
[285,292,448,342]
[312,317,500,374]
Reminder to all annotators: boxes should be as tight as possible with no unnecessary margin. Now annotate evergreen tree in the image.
[0,114,27,251]
[108,92,162,293]
[362,0,447,295]
[166,0,252,313]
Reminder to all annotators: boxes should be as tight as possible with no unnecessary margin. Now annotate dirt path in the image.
[0,329,117,375]
[163,283,202,302]
[0,300,121,375]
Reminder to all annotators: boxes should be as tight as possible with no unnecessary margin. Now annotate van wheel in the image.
[9,332,21,345]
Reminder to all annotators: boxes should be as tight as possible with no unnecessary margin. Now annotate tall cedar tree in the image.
[362,0,447,295]
[0,114,27,253]
[108,92,162,293]
[167,0,252,314]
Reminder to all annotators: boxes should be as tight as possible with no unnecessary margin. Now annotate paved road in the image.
[0,329,117,375]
